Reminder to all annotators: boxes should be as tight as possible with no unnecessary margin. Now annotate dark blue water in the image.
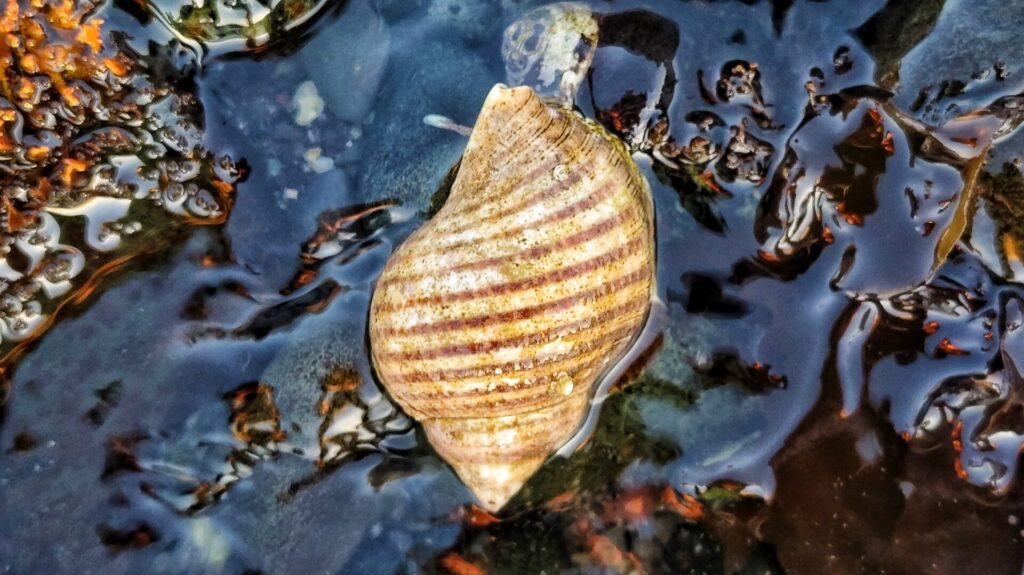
[3,0,1024,573]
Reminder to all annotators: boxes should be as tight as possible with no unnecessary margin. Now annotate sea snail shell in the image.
[369,84,655,511]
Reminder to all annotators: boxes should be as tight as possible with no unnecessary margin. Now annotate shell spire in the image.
[369,84,655,511]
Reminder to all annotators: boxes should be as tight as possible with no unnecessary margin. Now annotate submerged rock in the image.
[299,0,391,123]
[854,0,945,89]
[428,0,500,45]
[893,0,1024,117]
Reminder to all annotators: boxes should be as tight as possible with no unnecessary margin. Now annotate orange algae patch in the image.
[0,0,242,369]
[439,553,488,575]
[937,338,970,357]
[58,157,88,188]
[464,506,501,527]
[75,18,102,51]
[1004,232,1021,263]
[226,383,286,445]
[102,56,128,76]
[662,486,704,520]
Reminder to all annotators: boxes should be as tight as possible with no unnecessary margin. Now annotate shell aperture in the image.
[368,85,656,511]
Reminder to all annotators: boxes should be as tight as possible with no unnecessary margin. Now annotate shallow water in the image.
[2,0,1024,573]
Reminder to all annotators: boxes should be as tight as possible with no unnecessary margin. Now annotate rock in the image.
[854,0,945,89]
[892,0,1024,113]
[259,293,368,455]
[299,0,391,123]
[427,0,501,45]
[354,17,500,208]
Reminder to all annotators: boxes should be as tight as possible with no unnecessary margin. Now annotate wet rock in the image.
[229,280,345,341]
[580,9,679,150]
[226,161,352,290]
[0,4,240,359]
[374,0,426,23]
[233,455,462,574]
[355,25,498,208]
[834,250,1024,493]
[259,293,369,454]
[6,2,1024,573]
[893,0,1024,113]
[854,0,946,89]
[299,0,391,123]
[427,0,500,45]
[211,295,463,570]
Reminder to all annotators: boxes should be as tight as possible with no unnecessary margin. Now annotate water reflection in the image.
[835,250,1024,494]
[0,0,242,367]
[4,0,1024,573]
[752,93,972,294]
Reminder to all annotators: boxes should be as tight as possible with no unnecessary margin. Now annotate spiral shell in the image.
[369,84,655,510]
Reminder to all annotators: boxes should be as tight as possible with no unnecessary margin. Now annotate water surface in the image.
[3,0,1024,573]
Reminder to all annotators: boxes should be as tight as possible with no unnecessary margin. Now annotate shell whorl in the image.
[369,85,655,510]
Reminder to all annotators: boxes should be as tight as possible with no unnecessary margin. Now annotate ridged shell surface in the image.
[369,85,655,511]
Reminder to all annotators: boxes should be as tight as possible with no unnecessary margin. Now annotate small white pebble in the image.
[304,148,335,173]
[293,81,324,127]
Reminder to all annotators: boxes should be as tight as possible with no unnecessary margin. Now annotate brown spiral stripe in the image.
[368,85,655,511]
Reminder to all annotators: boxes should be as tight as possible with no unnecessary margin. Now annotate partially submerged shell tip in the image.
[449,457,545,512]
